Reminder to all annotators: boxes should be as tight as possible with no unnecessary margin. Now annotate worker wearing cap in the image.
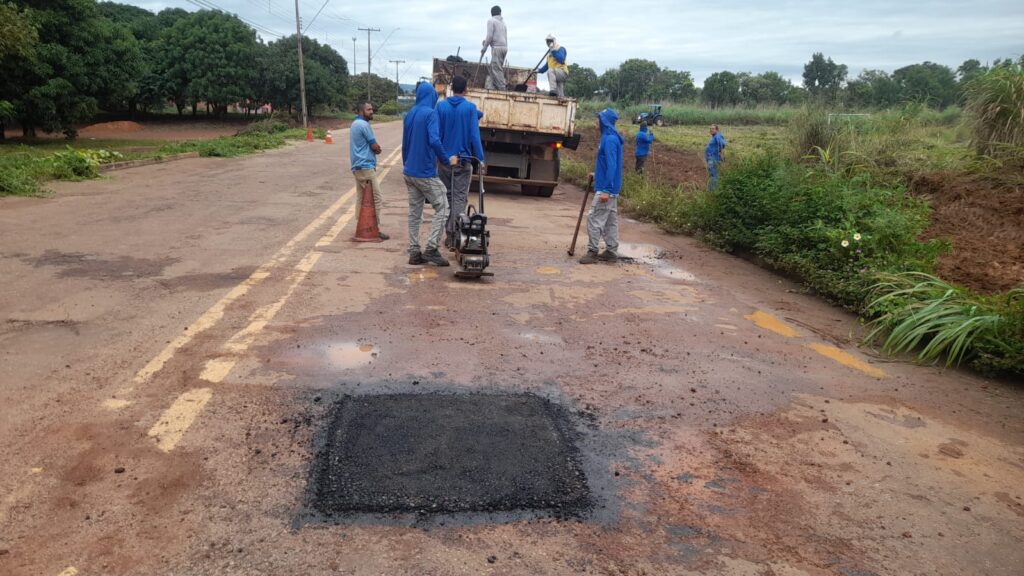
[481,6,507,90]
[538,34,568,97]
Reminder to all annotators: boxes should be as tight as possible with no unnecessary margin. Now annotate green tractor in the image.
[633,104,665,126]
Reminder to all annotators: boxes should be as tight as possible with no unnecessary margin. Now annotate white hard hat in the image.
[545,34,556,41]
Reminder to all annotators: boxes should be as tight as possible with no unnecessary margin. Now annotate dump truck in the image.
[432,58,580,197]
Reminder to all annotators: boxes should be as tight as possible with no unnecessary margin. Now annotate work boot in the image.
[408,251,426,265]
[379,232,390,240]
[423,248,450,267]
[598,250,618,262]
[578,251,599,265]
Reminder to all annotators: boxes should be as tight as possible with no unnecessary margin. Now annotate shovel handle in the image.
[568,175,594,256]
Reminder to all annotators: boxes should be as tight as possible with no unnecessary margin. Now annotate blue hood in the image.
[414,81,438,108]
[594,108,624,195]
[402,82,448,178]
[599,108,624,144]
[639,123,648,133]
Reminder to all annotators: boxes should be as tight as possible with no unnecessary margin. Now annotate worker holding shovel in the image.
[538,34,569,97]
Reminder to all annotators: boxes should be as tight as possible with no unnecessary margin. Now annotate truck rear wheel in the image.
[521,185,554,197]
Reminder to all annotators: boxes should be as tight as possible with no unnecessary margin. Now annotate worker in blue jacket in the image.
[538,34,569,97]
[580,108,624,264]
[436,75,486,251]
[403,82,458,266]
[634,122,654,173]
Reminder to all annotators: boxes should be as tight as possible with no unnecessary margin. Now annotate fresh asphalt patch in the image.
[307,393,591,519]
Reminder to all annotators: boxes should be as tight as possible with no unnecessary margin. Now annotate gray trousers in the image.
[405,175,450,255]
[439,161,472,247]
[485,47,507,90]
[547,68,567,97]
[586,195,619,254]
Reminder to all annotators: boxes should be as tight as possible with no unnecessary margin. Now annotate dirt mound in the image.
[78,121,145,136]
[566,133,706,188]
[912,172,1024,293]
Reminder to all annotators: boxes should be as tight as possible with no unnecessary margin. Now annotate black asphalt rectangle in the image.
[310,393,590,515]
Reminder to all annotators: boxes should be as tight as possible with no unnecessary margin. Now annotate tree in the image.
[803,52,847,102]
[739,71,793,105]
[0,1,38,139]
[893,62,957,109]
[845,69,900,109]
[565,63,599,99]
[655,68,697,102]
[346,73,398,111]
[260,35,349,117]
[6,0,142,136]
[597,68,621,101]
[615,58,661,104]
[702,71,740,108]
[157,10,260,117]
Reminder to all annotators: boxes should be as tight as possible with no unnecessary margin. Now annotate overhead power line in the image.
[183,0,284,38]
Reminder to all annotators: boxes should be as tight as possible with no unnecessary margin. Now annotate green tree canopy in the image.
[893,61,957,109]
[803,52,847,102]
[702,71,741,108]
[845,69,901,109]
[565,63,599,99]
[260,35,350,117]
[346,73,399,111]
[739,71,794,105]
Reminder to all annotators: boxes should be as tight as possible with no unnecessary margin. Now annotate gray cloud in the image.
[127,0,1023,88]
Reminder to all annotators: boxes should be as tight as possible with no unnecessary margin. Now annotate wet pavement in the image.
[1,122,1022,576]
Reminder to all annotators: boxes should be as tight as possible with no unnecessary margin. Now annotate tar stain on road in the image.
[307,393,591,519]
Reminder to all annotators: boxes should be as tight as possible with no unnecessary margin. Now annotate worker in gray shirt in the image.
[481,6,507,90]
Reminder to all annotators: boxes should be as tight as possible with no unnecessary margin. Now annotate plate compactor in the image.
[453,159,492,279]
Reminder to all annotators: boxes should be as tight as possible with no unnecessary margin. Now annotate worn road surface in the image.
[1,122,1022,576]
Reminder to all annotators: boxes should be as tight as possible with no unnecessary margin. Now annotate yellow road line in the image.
[147,387,214,452]
[745,310,801,338]
[148,151,402,451]
[57,567,79,576]
[110,147,402,408]
[805,343,887,379]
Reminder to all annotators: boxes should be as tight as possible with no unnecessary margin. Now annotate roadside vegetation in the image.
[0,118,325,196]
[565,64,1024,376]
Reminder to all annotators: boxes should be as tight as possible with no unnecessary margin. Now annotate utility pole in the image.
[352,37,356,75]
[389,59,405,103]
[358,27,380,101]
[293,0,309,129]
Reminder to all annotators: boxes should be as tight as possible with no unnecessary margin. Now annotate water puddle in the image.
[275,340,379,372]
[616,243,698,282]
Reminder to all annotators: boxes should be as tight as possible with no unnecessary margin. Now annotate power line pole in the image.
[351,37,356,75]
[358,27,380,101]
[293,0,309,130]
[389,59,405,102]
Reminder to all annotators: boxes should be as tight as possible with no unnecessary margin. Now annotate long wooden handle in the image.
[568,176,594,256]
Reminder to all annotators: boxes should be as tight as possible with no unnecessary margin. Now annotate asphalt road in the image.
[1,121,1022,576]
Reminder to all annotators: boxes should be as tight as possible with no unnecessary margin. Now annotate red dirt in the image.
[3,116,351,142]
[912,172,1024,293]
[77,121,145,136]
[566,133,707,188]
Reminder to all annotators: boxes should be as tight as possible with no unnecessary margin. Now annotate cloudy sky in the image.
[128,0,1023,88]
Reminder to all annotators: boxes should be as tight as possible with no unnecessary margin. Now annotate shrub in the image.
[237,118,289,136]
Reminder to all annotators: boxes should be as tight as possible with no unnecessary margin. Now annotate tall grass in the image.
[576,101,797,126]
[964,63,1024,163]
[867,273,1024,375]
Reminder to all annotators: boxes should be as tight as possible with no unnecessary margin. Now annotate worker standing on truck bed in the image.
[437,75,486,251]
[579,108,624,265]
[403,82,457,267]
[481,6,507,90]
[538,34,569,97]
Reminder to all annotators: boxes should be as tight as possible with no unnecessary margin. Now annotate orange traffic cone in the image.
[325,130,333,144]
[306,127,313,142]
[353,181,382,242]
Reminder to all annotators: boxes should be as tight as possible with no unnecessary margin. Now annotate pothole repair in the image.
[309,393,590,517]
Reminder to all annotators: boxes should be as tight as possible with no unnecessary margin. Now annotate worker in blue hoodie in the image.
[436,75,486,251]
[403,81,458,266]
[580,108,624,264]
[634,121,654,173]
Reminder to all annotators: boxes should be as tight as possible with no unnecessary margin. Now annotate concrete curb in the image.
[99,152,201,173]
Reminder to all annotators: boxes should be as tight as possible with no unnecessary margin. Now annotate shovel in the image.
[513,49,551,92]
